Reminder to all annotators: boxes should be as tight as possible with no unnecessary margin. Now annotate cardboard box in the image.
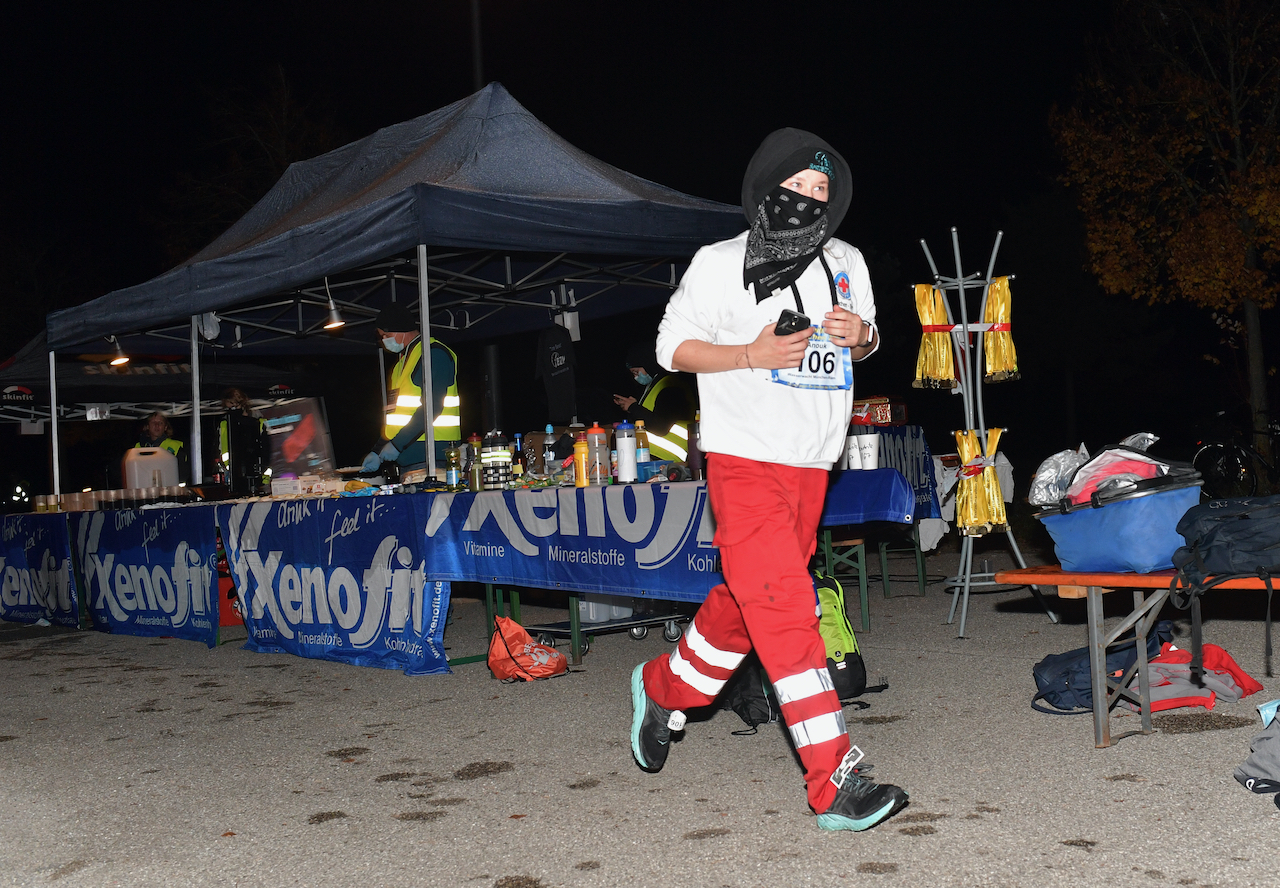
[271,478,302,497]
[852,397,907,426]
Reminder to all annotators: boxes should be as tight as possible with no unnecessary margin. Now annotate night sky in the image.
[1,1,1240,495]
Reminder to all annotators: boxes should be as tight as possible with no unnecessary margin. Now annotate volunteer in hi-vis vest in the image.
[612,342,696,461]
[361,303,460,472]
[135,411,190,483]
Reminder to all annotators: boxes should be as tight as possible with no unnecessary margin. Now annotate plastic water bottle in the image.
[635,420,651,463]
[615,420,638,483]
[573,431,590,487]
[587,422,610,485]
[467,432,484,492]
[542,423,557,475]
[444,445,463,490]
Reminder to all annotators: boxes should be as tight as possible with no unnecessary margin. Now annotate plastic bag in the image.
[1029,444,1088,506]
[487,616,567,681]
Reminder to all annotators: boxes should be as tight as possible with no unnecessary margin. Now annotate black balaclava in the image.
[740,128,852,303]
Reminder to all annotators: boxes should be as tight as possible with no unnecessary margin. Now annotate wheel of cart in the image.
[524,610,691,665]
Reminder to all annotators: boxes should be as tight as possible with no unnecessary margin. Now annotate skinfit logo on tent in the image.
[2,385,34,403]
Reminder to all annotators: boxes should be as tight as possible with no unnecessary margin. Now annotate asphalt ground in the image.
[3,542,1280,888]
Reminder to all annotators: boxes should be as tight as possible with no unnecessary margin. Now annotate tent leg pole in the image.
[48,350,61,498]
[377,344,387,413]
[190,317,203,484]
[417,244,437,479]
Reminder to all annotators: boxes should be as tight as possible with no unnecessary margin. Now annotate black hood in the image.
[740,128,852,239]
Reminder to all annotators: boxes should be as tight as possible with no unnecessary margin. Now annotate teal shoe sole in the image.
[816,792,908,832]
[630,663,656,771]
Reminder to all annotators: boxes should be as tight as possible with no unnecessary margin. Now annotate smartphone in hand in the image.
[774,309,810,336]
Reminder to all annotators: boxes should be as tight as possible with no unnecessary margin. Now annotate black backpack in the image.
[1031,620,1173,714]
[1171,494,1280,678]
[719,652,779,734]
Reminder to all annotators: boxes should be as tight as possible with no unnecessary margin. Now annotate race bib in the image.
[771,329,853,390]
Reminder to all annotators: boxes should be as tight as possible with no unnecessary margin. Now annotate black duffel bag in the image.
[1032,621,1173,715]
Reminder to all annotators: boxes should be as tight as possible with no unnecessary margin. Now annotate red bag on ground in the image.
[487,616,567,681]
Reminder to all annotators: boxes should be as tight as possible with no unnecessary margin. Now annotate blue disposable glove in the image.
[361,450,382,472]
[379,441,400,461]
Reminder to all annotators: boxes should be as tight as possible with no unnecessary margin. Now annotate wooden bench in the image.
[994,565,1272,749]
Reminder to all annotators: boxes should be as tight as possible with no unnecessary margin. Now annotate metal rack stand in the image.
[918,228,1059,637]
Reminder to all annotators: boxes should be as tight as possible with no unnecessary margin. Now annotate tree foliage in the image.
[1052,0,1280,456]
[1053,0,1280,314]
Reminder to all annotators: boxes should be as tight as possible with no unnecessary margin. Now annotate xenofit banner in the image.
[422,483,723,603]
[74,508,219,647]
[0,513,80,627]
[217,497,450,675]
[878,425,942,519]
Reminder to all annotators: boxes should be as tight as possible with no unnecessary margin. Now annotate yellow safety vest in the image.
[384,338,461,443]
[135,437,184,459]
[639,375,690,462]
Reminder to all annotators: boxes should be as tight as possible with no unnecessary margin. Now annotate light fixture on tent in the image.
[108,336,129,366]
[323,278,345,329]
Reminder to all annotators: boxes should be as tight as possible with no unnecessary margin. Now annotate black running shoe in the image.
[630,663,685,772]
[817,747,909,831]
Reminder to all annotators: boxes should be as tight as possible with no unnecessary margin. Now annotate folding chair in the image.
[877,523,928,598]
[815,528,869,632]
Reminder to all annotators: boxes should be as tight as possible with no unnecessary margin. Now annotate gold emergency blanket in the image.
[953,427,1007,536]
[983,276,1019,383]
[913,284,956,389]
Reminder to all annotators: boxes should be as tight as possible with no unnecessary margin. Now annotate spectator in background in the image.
[135,411,189,484]
[612,342,697,462]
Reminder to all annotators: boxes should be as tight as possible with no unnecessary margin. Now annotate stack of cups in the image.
[845,423,880,470]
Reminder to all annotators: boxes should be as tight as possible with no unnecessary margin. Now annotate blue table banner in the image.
[877,425,943,520]
[423,482,722,604]
[819,468,916,526]
[73,507,220,646]
[217,497,450,675]
[0,513,80,628]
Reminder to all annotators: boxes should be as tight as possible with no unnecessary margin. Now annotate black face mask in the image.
[742,183,829,303]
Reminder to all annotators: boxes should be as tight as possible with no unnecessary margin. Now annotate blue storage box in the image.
[1035,480,1202,574]
[636,460,672,482]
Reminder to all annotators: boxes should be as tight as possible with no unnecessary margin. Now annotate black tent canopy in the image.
[45,82,742,354]
[39,82,743,490]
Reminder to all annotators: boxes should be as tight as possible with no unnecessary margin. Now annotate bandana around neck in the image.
[742,183,829,303]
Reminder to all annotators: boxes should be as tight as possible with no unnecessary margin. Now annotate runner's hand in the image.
[823,307,869,347]
[747,323,813,370]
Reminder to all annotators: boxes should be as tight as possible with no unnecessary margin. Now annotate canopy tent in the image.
[40,83,744,491]
[45,82,743,355]
[0,330,311,423]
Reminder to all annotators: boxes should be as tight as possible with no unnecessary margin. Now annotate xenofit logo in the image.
[224,501,432,649]
[78,512,213,627]
[0,550,73,614]
[424,482,715,570]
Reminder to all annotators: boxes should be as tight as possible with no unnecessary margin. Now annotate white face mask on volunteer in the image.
[382,336,405,354]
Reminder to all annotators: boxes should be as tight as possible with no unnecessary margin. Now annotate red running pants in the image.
[642,453,850,813]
